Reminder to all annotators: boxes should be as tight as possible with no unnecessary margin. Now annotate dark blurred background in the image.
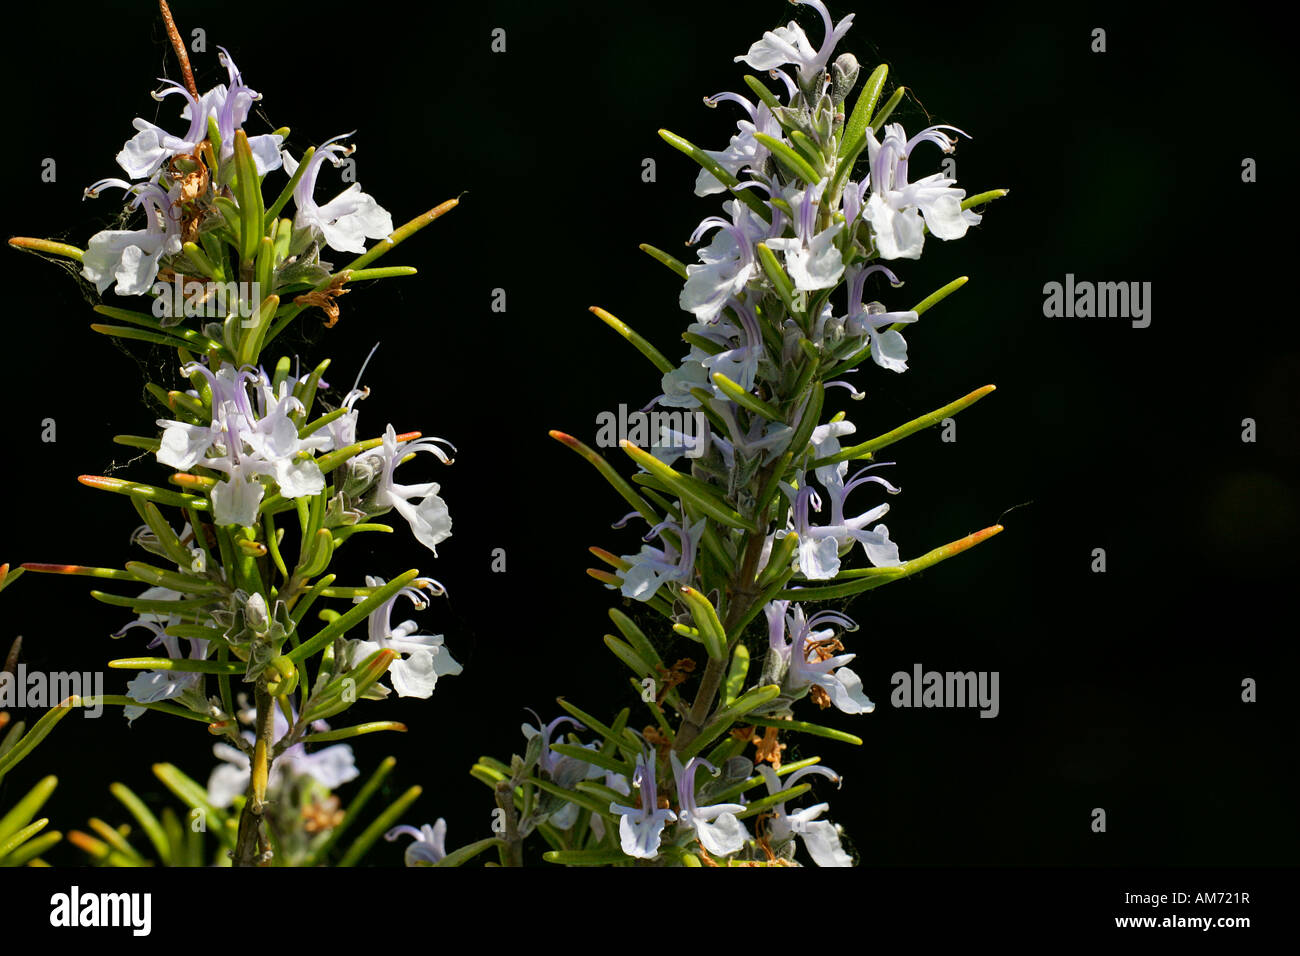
[0,0,1294,867]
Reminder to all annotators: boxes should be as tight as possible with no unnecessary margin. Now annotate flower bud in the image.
[831,53,860,106]
[246,592,271,634]
[342,456,381,499]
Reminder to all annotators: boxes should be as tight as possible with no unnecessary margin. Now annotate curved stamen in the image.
[824,379,865,399]
[805,608,857,633]
[703,91,756,122]
[352,341,382,393]
[785,762,842,790]
[152,79,206,145]
[83,177,133,200]
[687,216,732,246]
[769,69,798,101]
[842,463,901,500]
[611,511,641,530]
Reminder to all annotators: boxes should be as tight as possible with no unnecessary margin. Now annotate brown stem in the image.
[674,512,771,752]
[232,683,275,866]
[494,782,524,867]
[158,0,200,101]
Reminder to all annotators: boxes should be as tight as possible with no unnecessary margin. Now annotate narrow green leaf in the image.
[232,130,266,262]
[0,775,57,845]
[0,828,60,866]
[754,132,822,185]
[620,441,758,533]
[780,524,1003,600]
[755,242,798,316]
[343,198,459,271]
[734,783,811,820]
[542,848,630,866]
[590,307,673,373]
[742,74,782,113]
[302,721,407,745]
[679,587,726,660]
[608,608,663,672]
[638,243,688,280]
[307,755,395,865]
[110,782,171,866]
[77,475,209,511]
[337,785,422,867]
[961,188,1009,211]
[723,644,750,706]
[549,743,628,776]
[711,372,783,422]
[434,836,505,867]
[811,384,995,467]
[8,236,83,261]
[840,63,887,157]
[0,819,50,862]
[0,703,75,778]
[108,657,242,674]
[152,763,233,849]
[745,716,863,745]
[264,145,313,228]
[287,570,419,664]
[604,635,655,680]
[680,684,781,759]
[549,431,659,526]
[658,129,771,222]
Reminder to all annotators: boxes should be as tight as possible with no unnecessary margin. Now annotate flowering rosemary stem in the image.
[675,502,771,752]
[494,781,524,867]
[233,683,276,866]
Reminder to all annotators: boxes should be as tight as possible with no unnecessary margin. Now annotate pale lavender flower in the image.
[766,601,873,714]
[735,0,855,89]
[116,47,283,180]
[757,763,853,866]
[694,92,780,196]
[156,364,329,526]
[766,179,846,291]
[358,425,455,555]
[670,753,748,856]
[842,264,917,373]
[680,198,772,323]
[281,133,393,254]
[618,518,706,602]
[700,296,764,394]
[781,462,902,578]
[864,123,980,260]
[610,749,676,859]
[80,179,183,296]
[521,713,602,829]
[385,820,448,866]
[344,575,459,699]
[114,589,210,724]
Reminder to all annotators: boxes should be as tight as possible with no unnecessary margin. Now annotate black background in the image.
[0,0,1295,874]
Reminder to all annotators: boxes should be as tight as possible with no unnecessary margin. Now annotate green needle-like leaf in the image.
[840,63,887,157]
[811,384,995,467]
[590,306,674,373]
[620,441,758,533]
[337,785,422,867]
[658,129,772,222]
